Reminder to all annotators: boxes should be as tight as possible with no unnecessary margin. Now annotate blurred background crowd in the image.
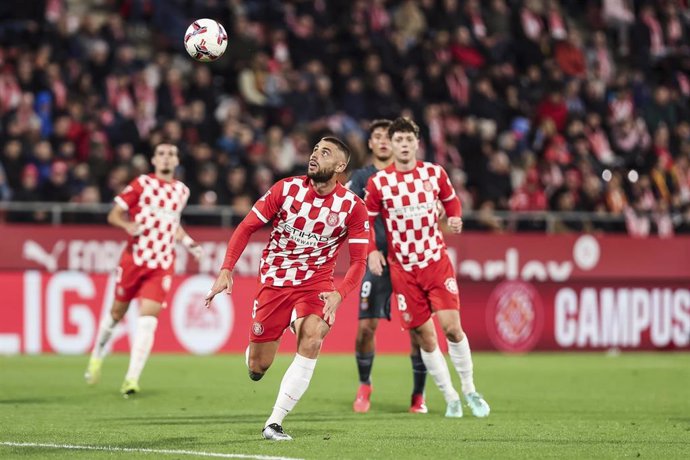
[1,0,690,234]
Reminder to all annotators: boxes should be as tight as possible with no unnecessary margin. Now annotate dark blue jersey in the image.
[346,165,387,256]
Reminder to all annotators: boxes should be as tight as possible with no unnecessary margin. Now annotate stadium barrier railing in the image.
[0,201,632,233]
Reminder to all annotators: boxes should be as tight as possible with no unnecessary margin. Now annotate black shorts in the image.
[358,266,392,321]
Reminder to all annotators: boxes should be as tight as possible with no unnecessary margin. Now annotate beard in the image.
[307,167,336,182]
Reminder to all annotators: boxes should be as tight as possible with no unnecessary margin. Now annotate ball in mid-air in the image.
[184,19,228,62]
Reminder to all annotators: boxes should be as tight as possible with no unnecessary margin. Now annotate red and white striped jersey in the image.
[251,176,369,287]
[365,161,458,271]
[115,173,190,270]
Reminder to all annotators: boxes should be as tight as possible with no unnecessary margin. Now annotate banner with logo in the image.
[1,271,688,355]
[2,225,689,282]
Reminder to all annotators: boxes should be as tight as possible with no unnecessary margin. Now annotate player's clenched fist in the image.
[319,291,342,324]
[367,250,386,276]
[205,268,233,307]
[448,216,463,234]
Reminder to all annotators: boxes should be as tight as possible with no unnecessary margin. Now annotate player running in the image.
[347,119,427,414]
[84,142,202,396]
[205,136,369,441]
[365,118,490,418]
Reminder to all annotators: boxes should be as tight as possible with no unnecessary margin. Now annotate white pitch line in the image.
[0,441,304,460]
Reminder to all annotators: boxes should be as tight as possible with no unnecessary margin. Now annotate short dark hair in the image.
[368,119,392,137]
[388,117,420,139]
[320,136,351,165]
[152,141,178,157]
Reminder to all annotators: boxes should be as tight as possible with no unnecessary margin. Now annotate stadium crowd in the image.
[1,0,690,234]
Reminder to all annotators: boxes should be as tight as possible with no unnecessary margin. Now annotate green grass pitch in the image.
[1,353,689,459]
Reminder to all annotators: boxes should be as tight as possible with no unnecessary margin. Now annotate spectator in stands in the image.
[0,0,688,235]
[41,161,72,202]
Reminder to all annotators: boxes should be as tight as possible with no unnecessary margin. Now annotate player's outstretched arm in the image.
[176,226,203,261]
[204,268,233,307]
[206,183,283,307]
[107,205,140,236]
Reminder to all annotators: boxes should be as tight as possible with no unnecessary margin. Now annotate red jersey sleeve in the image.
[336,198,369,300]
[438,167,462,217]
[114,177,143,211]
[221,181,285,271]
[364,176,382,254]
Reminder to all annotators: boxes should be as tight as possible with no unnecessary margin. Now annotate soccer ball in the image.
[183,19,228,62]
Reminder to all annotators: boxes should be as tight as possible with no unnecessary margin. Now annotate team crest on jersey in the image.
[326,211,340,226]
[423,181,433,192]
[364,221,370,230]
[252,321,264,336]
[402,312,412,323]
[444,277,458,294]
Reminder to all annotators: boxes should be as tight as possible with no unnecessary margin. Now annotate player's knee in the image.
[357,324,377,343]
[248,370,264,381]
[413,330,437,352]
[443,326,463,343]
[299,336,323,356]
[248,357,270,375]
[111,304,128,321]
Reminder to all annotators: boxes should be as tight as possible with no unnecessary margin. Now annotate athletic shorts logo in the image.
[364,221,370,230]
[423,181,433,192]
[252,321,264,336]
[444,277,458,294]
[485,281,544,353]
[326,212,339,226]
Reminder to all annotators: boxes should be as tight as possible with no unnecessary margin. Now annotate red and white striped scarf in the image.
[521,8,543,41]
[597,48,612,82]
[471,13,486,39]
[446,67,470,107]
[548,10,567,39]
[642,12,664,56]
[369,4,390,32]
[0,74,21,114]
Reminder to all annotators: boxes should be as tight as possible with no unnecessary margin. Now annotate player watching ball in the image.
[365,117,490,418]
[347,119,428,414]
[85,142,202,396]
[205,136,369,441]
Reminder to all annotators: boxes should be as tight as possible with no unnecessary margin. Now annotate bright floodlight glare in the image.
[627,170,639,183]
[602,169,612,182]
